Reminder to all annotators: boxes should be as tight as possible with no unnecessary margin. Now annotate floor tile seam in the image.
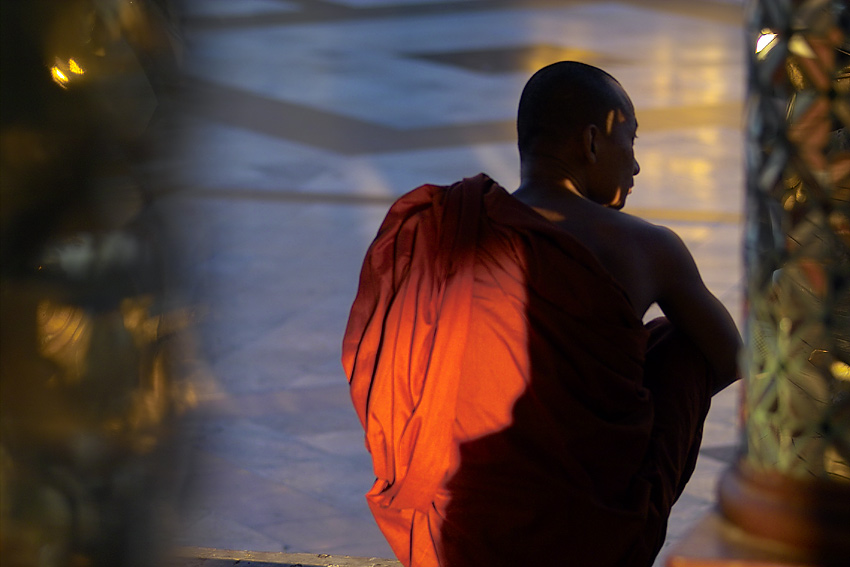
[202,420,361,462]
[184,78,743,155]
[688,250,743,265]
[701,273,744,287]
[169,187,745,224]
[177,513,286,545]
[699,443,740,453]
[195,387,352,419]
[706,276,745,299]
[701,275,744,290]
[178,455,376,538]
[198,315,309,362]
[199,452,371,515]
[206,333,347,370]
[242,479,369,522]
[629,208,742,225]
[698,446,742,465]
[689,251,743,265]
[241,503,355,531]
[184,0,743,30]
[250,505,375,529]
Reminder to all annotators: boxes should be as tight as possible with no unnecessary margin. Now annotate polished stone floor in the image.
[167,0,748,564]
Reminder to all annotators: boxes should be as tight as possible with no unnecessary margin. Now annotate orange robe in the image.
[342,174,713,567]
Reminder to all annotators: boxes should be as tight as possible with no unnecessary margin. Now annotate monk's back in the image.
[513,191,664,317]
[345,58,742,566]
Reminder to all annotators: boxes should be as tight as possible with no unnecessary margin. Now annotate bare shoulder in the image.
[612,212,693,265]
[573,209,695,314]
[617,211,742,390]
[613,210,678,243]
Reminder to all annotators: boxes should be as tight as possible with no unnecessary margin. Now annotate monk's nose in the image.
[633,158,641,176]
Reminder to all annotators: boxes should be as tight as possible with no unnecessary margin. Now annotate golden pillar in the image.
[0,2,196,566]
[718,0,850,563]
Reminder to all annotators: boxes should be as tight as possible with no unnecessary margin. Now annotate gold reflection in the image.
[789,34,816,59]
[668,157,714,181]
[696,129,722,145]
[50,58,86,89]
[50,65,69,88]
[68,58,84,75]
[756,29,778,57]
[700,68,731,104]
[832,361,850,382]
[824,445,850,480]
[36,299,92,383]
[121,296,160,346]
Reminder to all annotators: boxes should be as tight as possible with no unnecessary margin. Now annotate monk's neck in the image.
[513,172,591,223]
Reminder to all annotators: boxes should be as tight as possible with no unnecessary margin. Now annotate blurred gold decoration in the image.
[68,59,84,75]
[2,1,196,566]
[37,299,92,383]
[718,0,850,558]
[50,58,86,89]
[832,361,850,381]
[756,29,779,57]
[50,64,70,88]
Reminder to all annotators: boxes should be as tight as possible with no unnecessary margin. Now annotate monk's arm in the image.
[653,227,742,394]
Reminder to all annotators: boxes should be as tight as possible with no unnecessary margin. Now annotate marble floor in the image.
[167,0,748,564]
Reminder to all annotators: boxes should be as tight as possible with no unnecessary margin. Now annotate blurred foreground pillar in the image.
[717,0,850,563]
[0,1,197,566]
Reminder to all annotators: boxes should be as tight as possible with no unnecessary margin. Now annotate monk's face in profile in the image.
[589,87,640,210]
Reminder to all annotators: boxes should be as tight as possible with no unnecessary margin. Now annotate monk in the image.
[342,61,741,567]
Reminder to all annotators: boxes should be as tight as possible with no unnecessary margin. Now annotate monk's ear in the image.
[582,124,599,164]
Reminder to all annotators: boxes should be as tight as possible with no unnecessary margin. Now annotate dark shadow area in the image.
[438,188,715,566]
[406,45,631,74]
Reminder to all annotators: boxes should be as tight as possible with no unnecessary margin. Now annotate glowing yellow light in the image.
[68,58,84,75]
[51,66,69,88]
[831,361,850,381]
[37,299,93,382]
[756,29,778,55]
[789,34,816,58]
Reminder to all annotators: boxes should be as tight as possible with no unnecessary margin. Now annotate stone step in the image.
[170,547,402,567]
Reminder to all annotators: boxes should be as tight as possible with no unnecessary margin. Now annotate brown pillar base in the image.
[665,511,818,567]
[665,511,819,567]
[714,461,850,566]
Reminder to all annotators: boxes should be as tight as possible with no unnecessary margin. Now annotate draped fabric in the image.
[342,174,712,567]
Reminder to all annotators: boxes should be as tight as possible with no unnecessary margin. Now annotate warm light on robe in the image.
[343,174,714,567]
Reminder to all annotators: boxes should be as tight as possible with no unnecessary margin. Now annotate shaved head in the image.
[517,61,631,159]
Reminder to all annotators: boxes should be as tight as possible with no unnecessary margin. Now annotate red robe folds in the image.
[342,174,712,567]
